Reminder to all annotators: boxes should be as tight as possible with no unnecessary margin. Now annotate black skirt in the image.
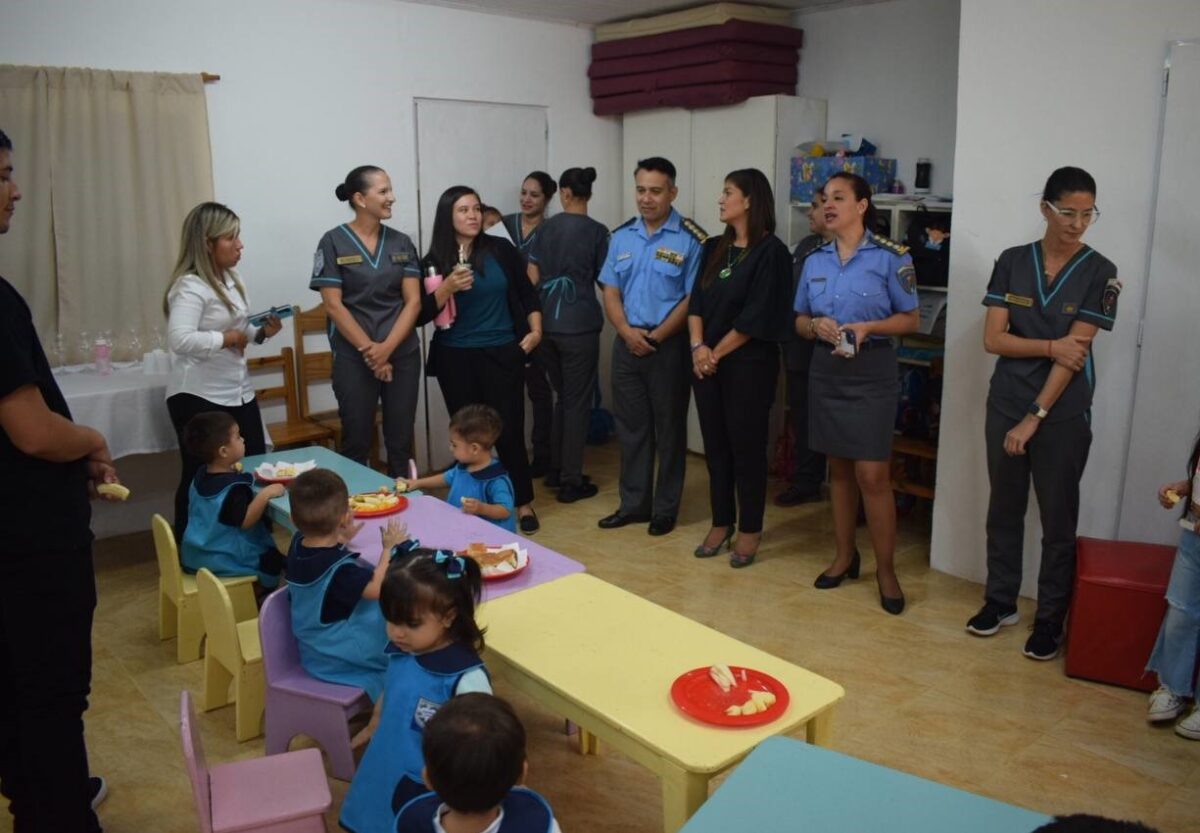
[808,342,898,461]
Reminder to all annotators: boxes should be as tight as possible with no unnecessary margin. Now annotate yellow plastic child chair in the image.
[196,567,266,742]
[152,514,257,663]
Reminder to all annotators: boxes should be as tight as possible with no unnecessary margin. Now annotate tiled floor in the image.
[5,443,1198,832]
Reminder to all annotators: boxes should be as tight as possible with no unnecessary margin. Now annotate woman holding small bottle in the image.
[423,185,543,532]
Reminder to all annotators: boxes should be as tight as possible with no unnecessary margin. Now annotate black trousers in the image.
[333,346,421,477]
[785,366,826,491]
[433,341,534,507]
[985,404,1092,626]
[525,351,553,467]
[535,332,600,487]
[0,546,100,833]
[167,392,268,541]
[611,331,690,518]
[694,350,779,533]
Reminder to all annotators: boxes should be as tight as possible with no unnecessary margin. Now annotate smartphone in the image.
[247,305,295,328]
[837,329,857,356]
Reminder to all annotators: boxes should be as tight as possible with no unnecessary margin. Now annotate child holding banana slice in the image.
[398,405,516,533]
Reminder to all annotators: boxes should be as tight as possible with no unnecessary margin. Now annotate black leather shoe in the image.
[880,592,906,616]
[814,550,861,589]
[557,482,599,504]
[519,511,540,533]
[648,515,676,536]
[598,511,650,529]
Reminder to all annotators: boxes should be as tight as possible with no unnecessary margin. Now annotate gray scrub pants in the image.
[536,331,600,487]
[332,345,420,476]
[611,331,690,518]
[984,404,1092,627]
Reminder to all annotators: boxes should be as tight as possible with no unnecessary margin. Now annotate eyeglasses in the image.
[1044,201,1101,226]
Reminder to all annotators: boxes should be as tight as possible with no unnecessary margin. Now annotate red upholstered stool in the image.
[1065,537,1176,691]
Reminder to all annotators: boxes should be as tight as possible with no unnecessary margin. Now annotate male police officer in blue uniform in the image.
[597,157,706,536]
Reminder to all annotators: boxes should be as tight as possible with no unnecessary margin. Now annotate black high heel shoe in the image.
[694,527,733,558]
[878,575,906,615]
[814,550,860,589]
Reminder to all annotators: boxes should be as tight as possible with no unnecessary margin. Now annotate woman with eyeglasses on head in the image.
[966,166,1119,660]
[794,173,920,614]
[423,185,543,532]
[688,169,793,568]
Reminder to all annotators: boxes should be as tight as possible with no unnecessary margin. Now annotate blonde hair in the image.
[163,202,247,316]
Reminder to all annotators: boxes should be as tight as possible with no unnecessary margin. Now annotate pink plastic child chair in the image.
[260,588,373,781]
[180,690,331,833]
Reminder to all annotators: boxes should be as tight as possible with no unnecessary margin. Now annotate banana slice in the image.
[97,483,130,500]
[1166,489,1183,506]
[709,664,736,692]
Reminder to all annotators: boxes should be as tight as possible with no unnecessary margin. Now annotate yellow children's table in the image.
[479,573,844,832]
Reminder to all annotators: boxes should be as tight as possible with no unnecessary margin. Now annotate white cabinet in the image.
[621,95,827,453]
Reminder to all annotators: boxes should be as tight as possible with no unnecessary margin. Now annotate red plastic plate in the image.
[350,494,408,518]
[458,548,531,582]
[669,666,790,728]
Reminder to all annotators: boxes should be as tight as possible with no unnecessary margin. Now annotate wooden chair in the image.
[196,568,265,742]
[152,514,257,664]
[292,304,381,468]
[247,344,335,451]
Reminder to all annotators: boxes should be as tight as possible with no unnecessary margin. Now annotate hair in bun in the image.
[337,165,384,206]
[558,166,597,199]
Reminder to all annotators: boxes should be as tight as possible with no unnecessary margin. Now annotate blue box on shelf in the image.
[791,156,897,202]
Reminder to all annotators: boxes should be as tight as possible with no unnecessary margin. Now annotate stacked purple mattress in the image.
[589,19,803,116]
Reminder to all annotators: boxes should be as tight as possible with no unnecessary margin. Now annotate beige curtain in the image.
[0,65,214,360]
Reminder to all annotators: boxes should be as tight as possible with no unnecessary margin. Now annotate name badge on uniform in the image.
[1004,293,1034,308]
[616,252,632,262]
[336,254,364,266]
[1062,303,1078,315]
[390,252,410,264]
[654,247,684,267]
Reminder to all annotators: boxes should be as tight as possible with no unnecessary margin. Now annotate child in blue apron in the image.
[395,693,559,833]
[398,405,516,533]
[287,469,407,702]
[180,412,285,587]
[340,546,490,833]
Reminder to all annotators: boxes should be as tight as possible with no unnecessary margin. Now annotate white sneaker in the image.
[1176,705,1200,740]
[1147,686,1186,723]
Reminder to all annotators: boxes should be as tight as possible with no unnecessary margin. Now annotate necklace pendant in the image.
[718,267,732,280]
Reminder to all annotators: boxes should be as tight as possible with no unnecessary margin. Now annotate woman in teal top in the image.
[311,165,422,477]
[423,186,543,530]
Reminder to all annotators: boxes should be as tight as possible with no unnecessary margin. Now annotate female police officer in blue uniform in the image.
[966,167,1118,660]
[311,166,423,477]
[794,172,919,615]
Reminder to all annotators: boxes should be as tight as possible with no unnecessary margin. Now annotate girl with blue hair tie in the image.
[340,544,489,833]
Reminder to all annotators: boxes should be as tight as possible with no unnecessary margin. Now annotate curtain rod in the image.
[202,73,221,83]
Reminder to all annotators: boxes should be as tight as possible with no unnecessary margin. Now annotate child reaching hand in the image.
[340,546,490,833]
[1145,431,1200,740]
[180,412,285,588]
[286,468,406,701]
[398,405,516,532]
[396,693,562,833]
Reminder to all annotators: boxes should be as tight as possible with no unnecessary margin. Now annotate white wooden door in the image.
[1117,41,1200,544]
[413,98,547,471]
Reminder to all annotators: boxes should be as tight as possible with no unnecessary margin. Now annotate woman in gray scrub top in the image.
[310,165,422,476]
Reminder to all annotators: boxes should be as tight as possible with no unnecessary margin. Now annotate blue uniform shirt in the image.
[794,231,918,327]
[597,209,705,328]
[443,461,516,533]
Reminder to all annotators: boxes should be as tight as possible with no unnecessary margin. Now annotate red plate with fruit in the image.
[349,491,408,518]
[669,665,789,727]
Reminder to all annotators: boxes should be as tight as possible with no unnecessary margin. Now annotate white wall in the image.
[0,0,622,346]
[933,0,1200,590]
[793,0,959,197]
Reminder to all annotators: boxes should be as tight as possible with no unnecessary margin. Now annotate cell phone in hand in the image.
[247,305,295,328]
[837,329,857,356]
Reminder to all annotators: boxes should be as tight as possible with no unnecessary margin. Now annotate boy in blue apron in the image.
[398,405,516,533]
[180,412,284,586]
[395,693,559,833]
[287,469,407,701]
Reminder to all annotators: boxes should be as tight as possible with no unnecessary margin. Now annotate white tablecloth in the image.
[54,364,179,460]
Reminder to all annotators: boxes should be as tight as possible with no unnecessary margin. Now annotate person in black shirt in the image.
[0,127,119,832]
[688,169,794,568]
[966,167,1119,660]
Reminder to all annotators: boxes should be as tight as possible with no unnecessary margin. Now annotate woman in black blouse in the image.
[688,168,793,567]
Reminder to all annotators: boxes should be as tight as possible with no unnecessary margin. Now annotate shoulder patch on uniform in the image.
[874,234,909,256]
[612,217,638,233]
[682,217,708,243]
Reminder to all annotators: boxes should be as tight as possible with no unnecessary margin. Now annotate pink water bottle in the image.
[424,265,456,330]
[93,335,113,375]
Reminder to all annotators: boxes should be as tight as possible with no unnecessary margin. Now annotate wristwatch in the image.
[1028,402,1048,420]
